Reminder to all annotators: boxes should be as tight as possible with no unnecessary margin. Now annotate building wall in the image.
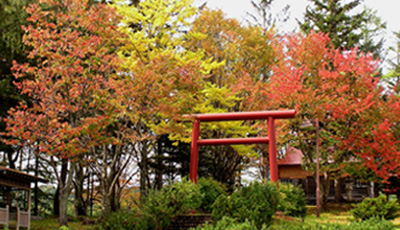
[278,165,313,179]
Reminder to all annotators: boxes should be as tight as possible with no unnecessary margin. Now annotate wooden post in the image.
[190,120,200,183]
[268,117,278,183]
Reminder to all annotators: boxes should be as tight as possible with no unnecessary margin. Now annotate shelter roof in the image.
[278,148,303,166]
[0,166,48,183]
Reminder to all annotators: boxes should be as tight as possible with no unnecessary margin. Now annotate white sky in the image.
[193,0,400,33]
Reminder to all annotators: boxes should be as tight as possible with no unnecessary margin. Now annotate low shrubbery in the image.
[144,178,203,229]
[191,216,262,230]
[277,183,307,219]
[275,217,394,230]
[212,181,279,228]
[197,178,227,213]
[350,194,400,221]
[100,207,151,230]
[99,178,202,230]
[100,179,400,230]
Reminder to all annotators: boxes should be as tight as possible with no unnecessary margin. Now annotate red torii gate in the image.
[186,110,296,183]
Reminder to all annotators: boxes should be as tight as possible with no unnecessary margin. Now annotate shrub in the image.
[277,183,307,219]
[197,177,227,213]
[99,179,202,230]
[191,216,262,230]
[212,181,279,228]
[275,216,394,230]
[99,207,151,230]
[350,194,400,220]
[144,178,203,229]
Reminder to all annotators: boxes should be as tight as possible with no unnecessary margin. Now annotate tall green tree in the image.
[299,0,366,50]
[0,0,33,169]
[383,31,400,93]
[358,7,386,60]
[299,0,386,56]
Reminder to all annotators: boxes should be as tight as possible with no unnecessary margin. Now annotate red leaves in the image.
[265,31,400,180]
[2,0,123,159]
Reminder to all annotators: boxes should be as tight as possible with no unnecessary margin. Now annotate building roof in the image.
[0,166,48,183]
[278,147,303,166]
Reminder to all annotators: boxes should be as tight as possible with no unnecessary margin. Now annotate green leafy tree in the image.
[383,31,400,93]
[299,0,366,49]
[299,0,384,54]
[358,7,386,60]
[0,0,33,169]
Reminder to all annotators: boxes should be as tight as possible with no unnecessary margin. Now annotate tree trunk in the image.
[54,187,60,216]
[74,162,87,217]
[110,184,119,212]
[54,159,68,216]
[59,186,70,226]
[58,160,75,227]
[7,151,17,169]
[101,184,112,217]
[34,155,39,216]
[320,173,330,210]
[334,178,343,203]
[260,150,270,180]
[140,143,149,203]
[155,137,163,190]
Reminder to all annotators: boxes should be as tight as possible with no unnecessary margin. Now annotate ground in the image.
[29,204,400,230]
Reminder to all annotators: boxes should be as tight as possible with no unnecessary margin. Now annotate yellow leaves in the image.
[115,0,204,65]
[186,31,207,41]
[199,83,241,109]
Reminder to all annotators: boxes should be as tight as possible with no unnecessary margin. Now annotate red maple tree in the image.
[262,31,390,204]
[3,0,123,225]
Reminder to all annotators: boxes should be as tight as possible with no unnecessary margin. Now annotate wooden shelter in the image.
[0,166,47,230]
[278,149,370,203]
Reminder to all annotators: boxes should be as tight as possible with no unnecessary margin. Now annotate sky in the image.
[192,0,400,33]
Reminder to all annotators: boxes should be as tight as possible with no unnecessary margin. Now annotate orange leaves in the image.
[266,30,400,180]
[269,31,381,120]
[2,0,124,160]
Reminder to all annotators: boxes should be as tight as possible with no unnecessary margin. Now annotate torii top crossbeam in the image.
[186,110,296,184]
[187,110,296,121]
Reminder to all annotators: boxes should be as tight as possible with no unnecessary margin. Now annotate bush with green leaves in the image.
[277,183,307,218]
[197,177,227,213]
[274,216,394,230]
[99,178,202,230]
[144,178,203,229]
[191,216,263,230]
[99,207,152,230]
[350,194,400,220]
[212,181,279,228]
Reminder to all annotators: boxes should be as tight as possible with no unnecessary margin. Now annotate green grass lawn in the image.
[30,204,400,230]
[272,204,400,229]
[31,217,97,230]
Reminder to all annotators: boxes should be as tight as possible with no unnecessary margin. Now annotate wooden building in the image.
[278,148,369,203]
[0,166,48,229]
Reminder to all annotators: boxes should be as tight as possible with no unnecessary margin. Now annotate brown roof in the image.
[278,148,303,166]
[0,166,48,183]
